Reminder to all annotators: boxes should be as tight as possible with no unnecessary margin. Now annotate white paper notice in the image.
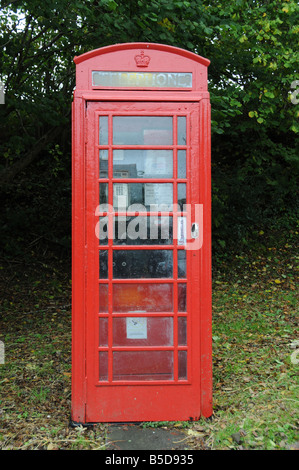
[177,216,187,246]
[126,317,147,339]
[113,183,128,209]
[144,183,172,208]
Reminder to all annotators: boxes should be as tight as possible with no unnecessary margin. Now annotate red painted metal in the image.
[72,43,211,424]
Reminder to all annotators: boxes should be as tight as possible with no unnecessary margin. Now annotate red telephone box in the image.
[71,43,212,424]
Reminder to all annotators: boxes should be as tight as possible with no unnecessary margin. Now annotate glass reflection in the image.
[178,317,187,346]
[113,183,173,211]
[113,250,173,278]
[113,350,173,381]
[99,284,108,312]
[178,250,186,278]
[178,350,187,380]
[177,116,186,145]
[99,250,108,279]
[113,116,173,145]
[99,116,108,145]
[99,183,108,205]
[178,283,187,312]
[177,150,186,179]
[99,352,108,381]
[99,150,108,178]
[113,150,173,178]
[178,183,186,210]
[99,317,108,346]
[114,216,173,245]
[113,283,173,312]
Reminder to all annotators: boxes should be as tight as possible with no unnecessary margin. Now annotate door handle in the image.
[191,222,199,239]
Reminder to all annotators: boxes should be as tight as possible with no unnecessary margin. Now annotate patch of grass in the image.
[30,386,50,403]
[195,241,299,450]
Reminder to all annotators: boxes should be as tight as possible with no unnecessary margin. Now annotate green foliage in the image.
[0,0,298,254]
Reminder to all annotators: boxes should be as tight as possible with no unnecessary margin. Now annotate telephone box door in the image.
[81,99,211,422]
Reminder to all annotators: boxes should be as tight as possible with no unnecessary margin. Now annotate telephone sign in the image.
[71,43,212,424]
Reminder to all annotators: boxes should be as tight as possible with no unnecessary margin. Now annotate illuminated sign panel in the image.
[92,71,192,89]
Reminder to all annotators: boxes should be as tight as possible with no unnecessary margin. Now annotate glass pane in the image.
[113,116,173,145]
[113,317,173,346]
[114,216,173,245]
[99,284,108,312]
[177,117,186,145]
[99,317,108,346]
[99,116,108,145]
[113,250,173,278]
[178,183,186,210]
[99,250,108,279]
[178,350,187,380]
[177,150,186,179]
[99,150,108,178]
[113,150,173,178]
[99,216,108,245]
[113,351,173,381]
[178,317,187,346]
[99,351,108,381]
[99,183,108,205]
[113,183,173,211]
[178,283,187,312]
[113,283,173,312]
[178,250,186,278]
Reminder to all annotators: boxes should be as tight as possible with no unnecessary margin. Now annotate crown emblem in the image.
[134,50,150,67]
